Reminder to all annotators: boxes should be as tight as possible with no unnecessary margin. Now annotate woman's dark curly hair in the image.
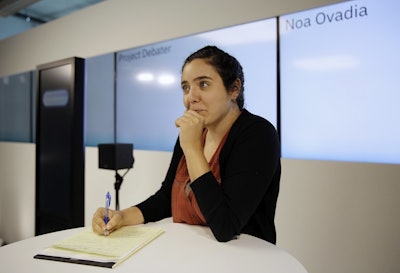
[182,45,245,110]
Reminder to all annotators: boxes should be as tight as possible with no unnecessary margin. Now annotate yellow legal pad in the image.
[34,226,164,268]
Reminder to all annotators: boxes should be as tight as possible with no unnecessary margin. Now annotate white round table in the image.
[0,220,307,273]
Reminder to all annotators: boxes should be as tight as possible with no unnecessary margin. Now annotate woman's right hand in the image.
[92,206,145,236]
[91,207,123,236]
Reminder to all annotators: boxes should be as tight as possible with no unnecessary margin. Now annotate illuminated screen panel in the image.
[0,71,32,142]
[85,53,115,146]
[116,18,277,151]
[280,0,400,164]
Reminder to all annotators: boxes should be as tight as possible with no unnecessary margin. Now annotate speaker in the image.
[98,143,134,170]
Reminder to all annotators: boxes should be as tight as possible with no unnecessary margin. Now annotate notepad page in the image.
[52,226,164,258]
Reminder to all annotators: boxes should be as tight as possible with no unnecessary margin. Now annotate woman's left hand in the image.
[175,110,204,153]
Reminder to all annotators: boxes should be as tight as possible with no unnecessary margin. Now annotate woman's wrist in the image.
[122,206,145,226]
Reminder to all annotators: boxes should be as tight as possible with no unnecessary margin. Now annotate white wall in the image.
[1,0,400,273]
[0,142,35,242]
[276,159,400,273]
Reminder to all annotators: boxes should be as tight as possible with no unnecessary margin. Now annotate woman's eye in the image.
[200,81,209,88]
[182,85,190,92]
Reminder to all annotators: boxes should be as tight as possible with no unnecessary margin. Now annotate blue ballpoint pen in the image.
[104,192,111,236]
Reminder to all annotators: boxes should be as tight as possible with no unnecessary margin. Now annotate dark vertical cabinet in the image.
[35,57,85,235]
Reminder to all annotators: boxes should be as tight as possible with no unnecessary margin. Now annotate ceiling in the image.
[0,0,103,41]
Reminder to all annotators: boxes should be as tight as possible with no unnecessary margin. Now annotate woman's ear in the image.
[230,78,241,97]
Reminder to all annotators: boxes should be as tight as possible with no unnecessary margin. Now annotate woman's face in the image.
[181,58,238,128]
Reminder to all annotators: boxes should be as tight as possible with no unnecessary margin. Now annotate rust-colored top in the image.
[171,130,228,225]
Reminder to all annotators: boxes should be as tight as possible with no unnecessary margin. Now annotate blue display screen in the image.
[116,19,277,151]
[280,0,400,164]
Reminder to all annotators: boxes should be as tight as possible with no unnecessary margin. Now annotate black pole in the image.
[114,171,122,210]
[114,169,130,210]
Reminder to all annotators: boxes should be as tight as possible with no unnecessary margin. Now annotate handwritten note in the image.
[53,226,164,257]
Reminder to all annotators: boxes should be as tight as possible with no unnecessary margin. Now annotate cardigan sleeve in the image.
[190,111,281,242]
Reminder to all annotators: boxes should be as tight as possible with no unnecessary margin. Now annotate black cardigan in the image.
[137,109,281,243]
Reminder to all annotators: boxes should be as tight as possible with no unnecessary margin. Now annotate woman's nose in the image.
[188,89,199,103]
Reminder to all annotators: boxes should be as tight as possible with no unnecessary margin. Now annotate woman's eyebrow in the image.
[193,75,213,81]
[181,76,213,85]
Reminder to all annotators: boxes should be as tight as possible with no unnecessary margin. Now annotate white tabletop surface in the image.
[0,219,307,273]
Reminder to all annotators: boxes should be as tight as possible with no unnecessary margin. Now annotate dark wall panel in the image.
[35,57,85,235]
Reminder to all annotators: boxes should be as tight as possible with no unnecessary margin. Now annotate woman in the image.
[92,45,281,243]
